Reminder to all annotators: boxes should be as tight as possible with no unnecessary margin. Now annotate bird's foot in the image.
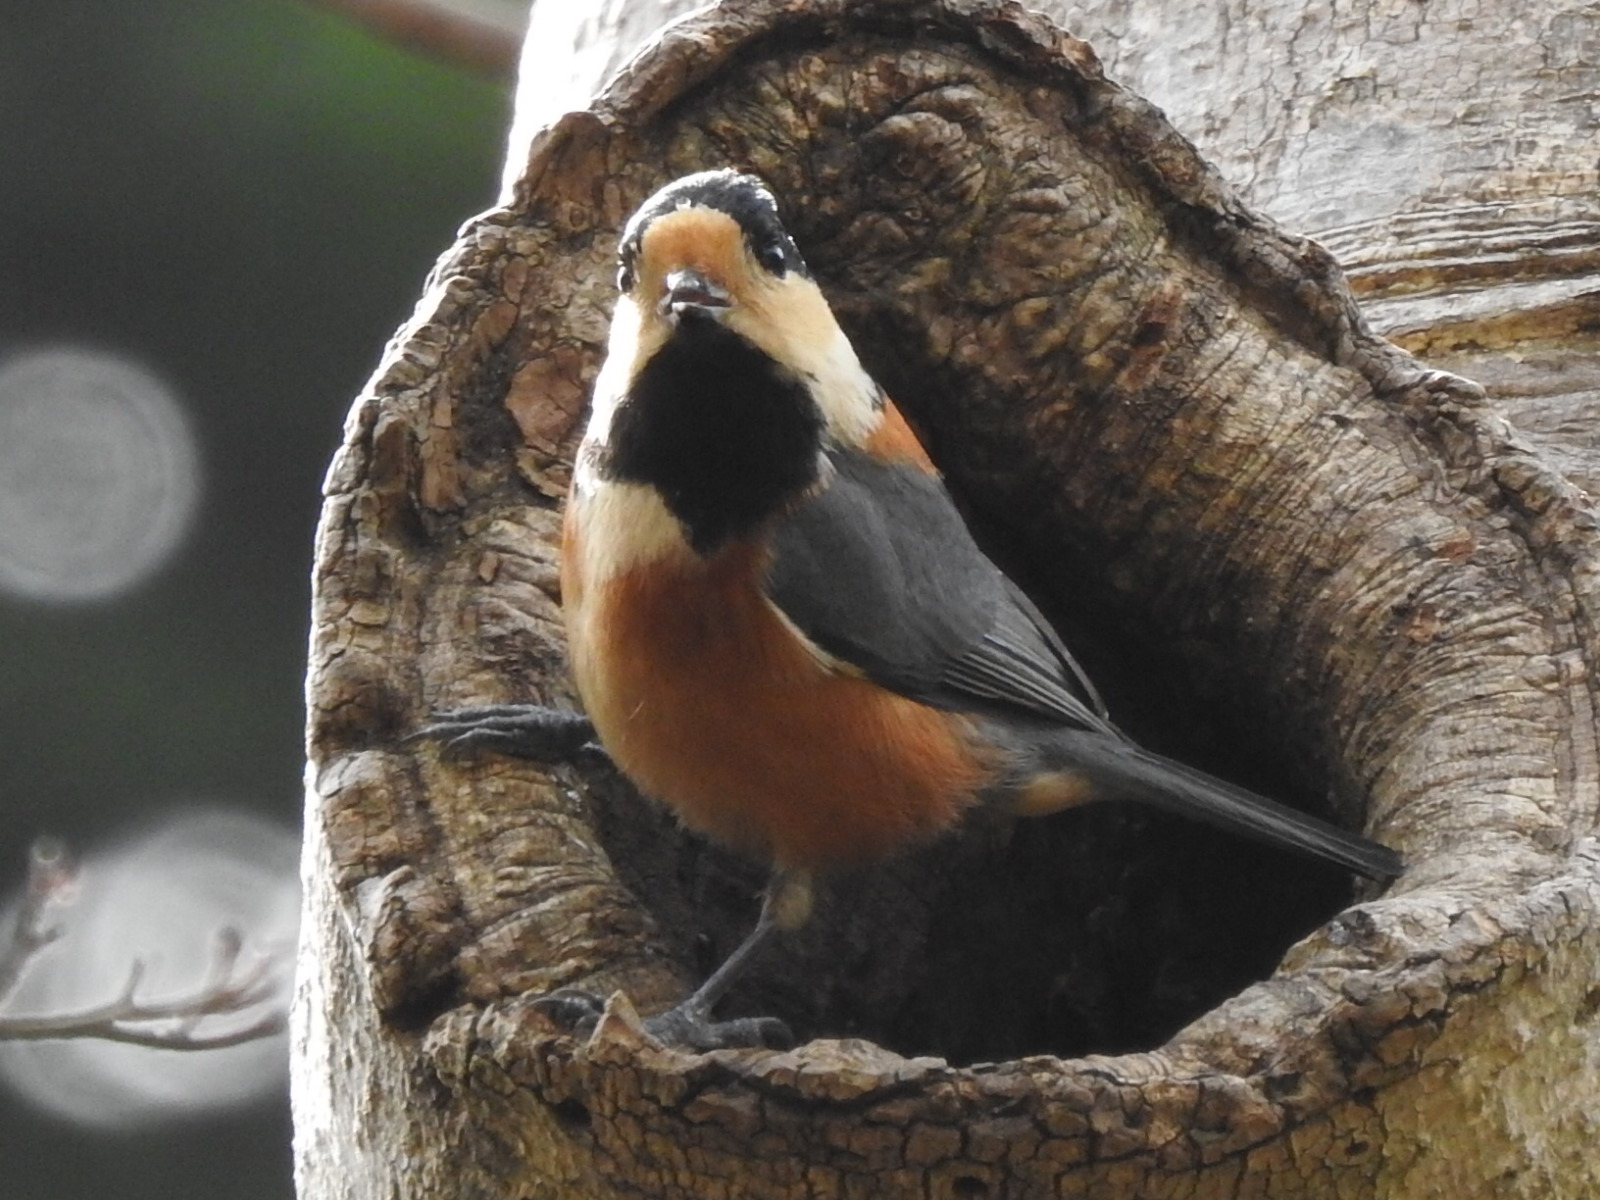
[408,704,598,761]
[532,988,792,1051]
[531,987,609,1037]
[642,1002,793,1052]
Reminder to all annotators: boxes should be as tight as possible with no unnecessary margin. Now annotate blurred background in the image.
[0,1,516,1195]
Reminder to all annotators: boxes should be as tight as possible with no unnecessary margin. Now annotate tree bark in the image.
[1064,0,1600,504]
[293,1,1600,1197]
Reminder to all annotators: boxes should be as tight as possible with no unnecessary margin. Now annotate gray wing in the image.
[766,450,1405,883]
[765,449,1114,734]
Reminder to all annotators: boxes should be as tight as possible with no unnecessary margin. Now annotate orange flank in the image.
[567,540,987,870]
[864,400,937,472]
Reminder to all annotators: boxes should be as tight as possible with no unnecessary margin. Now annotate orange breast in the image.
[564,539,987,872]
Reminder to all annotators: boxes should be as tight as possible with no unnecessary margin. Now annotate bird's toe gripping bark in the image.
[642,1002,795,1052]
[409,704,598,761]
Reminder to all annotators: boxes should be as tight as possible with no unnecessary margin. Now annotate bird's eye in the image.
[616,259,636,293]
[756,241,788,278]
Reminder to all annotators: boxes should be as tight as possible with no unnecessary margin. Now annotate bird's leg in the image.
[641,869,813,1051]
[408,704,598,762]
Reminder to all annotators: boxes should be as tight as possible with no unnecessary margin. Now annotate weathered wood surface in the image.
[293,2,1600,1196]
[1070,0,1600,500]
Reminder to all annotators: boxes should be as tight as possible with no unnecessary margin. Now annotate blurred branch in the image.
[0,842,289,1051]
[0,838,73,1005]
[310,0,526,79]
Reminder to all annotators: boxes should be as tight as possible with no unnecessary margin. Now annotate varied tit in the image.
[419,169,1403,1051]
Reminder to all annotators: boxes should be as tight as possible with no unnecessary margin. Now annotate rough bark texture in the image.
[1066,0,1600,500]
[293,1,1600,1197]
[501,0,706,201]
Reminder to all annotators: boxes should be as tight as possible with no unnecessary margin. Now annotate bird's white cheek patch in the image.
[586,298,665,440]
[731,281,879,448]
[807,334,880,448]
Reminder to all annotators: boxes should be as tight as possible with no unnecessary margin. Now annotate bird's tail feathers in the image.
[1027,731,1402,882]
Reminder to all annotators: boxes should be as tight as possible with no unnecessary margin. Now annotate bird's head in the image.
[619,169,807,330]
[592,170,882,451]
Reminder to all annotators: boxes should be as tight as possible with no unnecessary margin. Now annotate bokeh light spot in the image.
[0,346,200,602]
[0,809,299,1127]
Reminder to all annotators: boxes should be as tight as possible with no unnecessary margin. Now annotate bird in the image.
[417,168,1403,1051]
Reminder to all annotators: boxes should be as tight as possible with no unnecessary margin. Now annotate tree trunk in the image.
[1065,0,1600,503]
[292,1,1600,1197]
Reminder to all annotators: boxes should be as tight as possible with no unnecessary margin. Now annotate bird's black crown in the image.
[617,170,811,292]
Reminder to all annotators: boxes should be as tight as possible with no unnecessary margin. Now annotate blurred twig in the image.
[311,0,526,78]
[0,841,289,1051]
[0,837,73,1005]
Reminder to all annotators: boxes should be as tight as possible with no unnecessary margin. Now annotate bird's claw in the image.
[407,704,599,762]
[642,1003,794,1052]
[531,987,608,1037]
[532,989,791,1052]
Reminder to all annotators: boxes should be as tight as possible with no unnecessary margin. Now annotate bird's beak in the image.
[661,268,732,322]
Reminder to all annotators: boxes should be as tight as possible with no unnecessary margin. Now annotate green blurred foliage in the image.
[0,1,511,1196]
